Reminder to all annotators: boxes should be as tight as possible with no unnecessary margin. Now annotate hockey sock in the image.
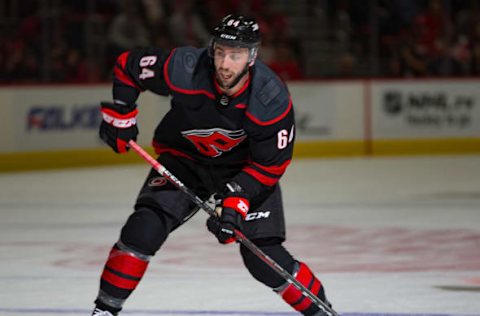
[274,261,329,316]
[95,241,151,311]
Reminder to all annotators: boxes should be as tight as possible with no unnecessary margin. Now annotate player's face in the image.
[213,43,250,89]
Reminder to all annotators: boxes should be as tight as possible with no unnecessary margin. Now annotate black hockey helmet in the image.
[209,14,261,62]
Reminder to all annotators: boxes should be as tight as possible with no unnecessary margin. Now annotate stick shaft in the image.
[127,140,338,316]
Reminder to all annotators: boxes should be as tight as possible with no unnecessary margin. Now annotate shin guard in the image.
[96,241,151,310]
[274,262,329,316]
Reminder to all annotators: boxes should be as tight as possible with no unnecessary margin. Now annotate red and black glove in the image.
[99,101,138,153]
[206,182,250,244]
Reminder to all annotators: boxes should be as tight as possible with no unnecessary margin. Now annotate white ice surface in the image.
[0,155,479,316]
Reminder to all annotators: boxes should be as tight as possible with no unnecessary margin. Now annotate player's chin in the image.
[219,78,233,87]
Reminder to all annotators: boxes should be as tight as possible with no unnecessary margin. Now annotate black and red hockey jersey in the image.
[112,46,295,198]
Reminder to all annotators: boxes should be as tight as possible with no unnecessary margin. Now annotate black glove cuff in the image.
[100,101,137,115]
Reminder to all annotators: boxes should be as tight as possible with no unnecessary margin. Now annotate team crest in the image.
[148,177,168,187]
[182,128,246,157]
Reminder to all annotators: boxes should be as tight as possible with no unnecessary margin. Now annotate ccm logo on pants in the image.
[245,211,271,221]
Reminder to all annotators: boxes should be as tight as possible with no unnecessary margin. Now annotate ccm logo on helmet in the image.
[220,34,237,40]
[245,211,271,221]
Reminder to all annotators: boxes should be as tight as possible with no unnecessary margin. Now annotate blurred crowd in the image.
[1,0,480,84]
[315,0,480,78]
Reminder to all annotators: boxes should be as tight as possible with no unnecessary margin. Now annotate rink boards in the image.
[0,79,480,171]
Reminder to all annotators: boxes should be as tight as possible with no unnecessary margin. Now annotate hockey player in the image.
[93,14,332,316]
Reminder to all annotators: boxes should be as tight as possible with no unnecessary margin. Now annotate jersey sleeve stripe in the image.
[245,96,293,126]
[242,167,279,186]
[252,160,291,176]
[163,49,215,100]
[114,66,141,90]
[242,160,291,186]
[114,52,142,90]
[117,51,129,69]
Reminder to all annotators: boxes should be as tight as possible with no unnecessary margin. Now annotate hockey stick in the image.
[128,140,339,316]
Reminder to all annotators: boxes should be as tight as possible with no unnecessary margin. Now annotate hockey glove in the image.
[206,182,249,244]
[99,101,139,153]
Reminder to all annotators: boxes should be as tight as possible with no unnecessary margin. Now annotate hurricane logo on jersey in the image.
[148,176,168,187]
[182,128,246,157]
